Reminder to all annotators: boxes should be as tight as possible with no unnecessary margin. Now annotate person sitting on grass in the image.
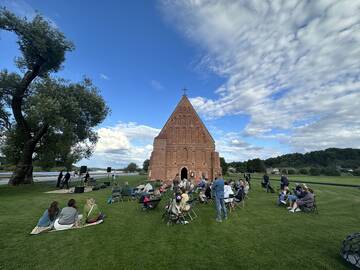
[278,186,290,205]
[81,198,104,225]
[287,183,306,208]
[31,201,61,234]
[54,199,82,230]
[288,185,315,213]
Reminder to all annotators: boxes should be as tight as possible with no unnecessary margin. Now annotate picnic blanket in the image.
[30,219,103,235]
[44,187,93,194]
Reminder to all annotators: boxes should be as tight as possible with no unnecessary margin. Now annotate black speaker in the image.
[80,166,87,174]
[107,167,112,173]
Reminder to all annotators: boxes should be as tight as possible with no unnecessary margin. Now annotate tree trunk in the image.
[8,140,36,185]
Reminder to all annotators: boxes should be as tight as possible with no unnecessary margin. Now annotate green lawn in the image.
[242,173,360,186]
[0,175,359,270]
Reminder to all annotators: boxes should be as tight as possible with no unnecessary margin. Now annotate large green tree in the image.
[0,9,109,185]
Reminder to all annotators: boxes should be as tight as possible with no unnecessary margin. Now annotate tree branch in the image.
[32,123,49,143]
[11,64,42,138]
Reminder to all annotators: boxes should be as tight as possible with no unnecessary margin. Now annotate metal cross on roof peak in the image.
[182,87,188,96]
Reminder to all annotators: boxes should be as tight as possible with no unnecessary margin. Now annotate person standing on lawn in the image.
[56,171,63,188]
[212,175,227,222]
[61,171,71,189]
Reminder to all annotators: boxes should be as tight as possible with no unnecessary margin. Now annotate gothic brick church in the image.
[148,94,221,182]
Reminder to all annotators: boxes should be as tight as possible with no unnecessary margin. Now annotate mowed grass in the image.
[245,173,360,186]
[0,175,359,270]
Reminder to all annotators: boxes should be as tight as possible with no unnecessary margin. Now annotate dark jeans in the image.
[61,180,69,189]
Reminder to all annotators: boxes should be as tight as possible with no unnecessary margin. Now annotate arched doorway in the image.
[180,167,188,180]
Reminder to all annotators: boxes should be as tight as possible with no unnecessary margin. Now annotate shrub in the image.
[287,169,296,175]
[353,169,360,176]
[309,167,321,176]
[281,168,287,174]
[299,168,308,174]
[321,167,341,176]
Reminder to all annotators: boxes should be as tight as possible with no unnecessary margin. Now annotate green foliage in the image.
[0,10,109,174]
[0,8,74,75]
[1,78,109,168]
[220,157,228,175]
[321,167,341,176]
[228,161,246,173]
[264,148,360,169]
[247,158,266,173]
[309,167,321,176]
[125,162,138,172]
[287,168,296,175]
[142,159,150,172]
[299,168,308,174]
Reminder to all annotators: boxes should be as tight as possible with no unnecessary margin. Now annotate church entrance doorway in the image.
[180,167,188,180]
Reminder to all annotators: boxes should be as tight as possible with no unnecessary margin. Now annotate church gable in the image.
[157,95,214,144]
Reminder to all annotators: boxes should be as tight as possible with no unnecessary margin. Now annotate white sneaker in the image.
[287,207,292,210]
[295,208,301,212]
[289,209,295,213]
[281,200,286,205]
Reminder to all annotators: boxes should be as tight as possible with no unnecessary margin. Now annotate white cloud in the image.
[214,132,283,162]
[160,0,360,152]
[81,122,160,168]
[150,79,164,91]
[99,73,110,80]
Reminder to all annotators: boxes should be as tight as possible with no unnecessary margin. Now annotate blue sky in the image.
[1,0,360,168]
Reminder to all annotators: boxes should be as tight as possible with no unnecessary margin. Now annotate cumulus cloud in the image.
[214,132,283,162]
[160,0,360,152]
[83,122,160,168]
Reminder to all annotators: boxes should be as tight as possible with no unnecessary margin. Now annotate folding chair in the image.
[121,187,133,201]
[111,187,122,203]
[184,198,198,220]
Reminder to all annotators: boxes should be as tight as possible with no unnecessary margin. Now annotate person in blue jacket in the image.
[212,175,227,222]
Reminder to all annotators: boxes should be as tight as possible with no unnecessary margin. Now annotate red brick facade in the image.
[148,95,221,181]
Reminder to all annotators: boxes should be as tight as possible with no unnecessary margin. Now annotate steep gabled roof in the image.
[156,95,215,143]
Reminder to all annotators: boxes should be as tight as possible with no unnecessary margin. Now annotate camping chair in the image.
[234,190,246,208]
[110,187,122,203]
[300,195,319,214]
[225,194,235,212]
[162,199,186,225]
[184,198,198,221]
[121,187,133,201]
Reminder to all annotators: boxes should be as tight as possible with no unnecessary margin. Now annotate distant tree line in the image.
[221,148,360,176]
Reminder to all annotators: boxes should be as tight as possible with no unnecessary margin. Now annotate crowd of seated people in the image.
[32,198,105,234]
[196,177,250,207]
[277,182,315,213]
